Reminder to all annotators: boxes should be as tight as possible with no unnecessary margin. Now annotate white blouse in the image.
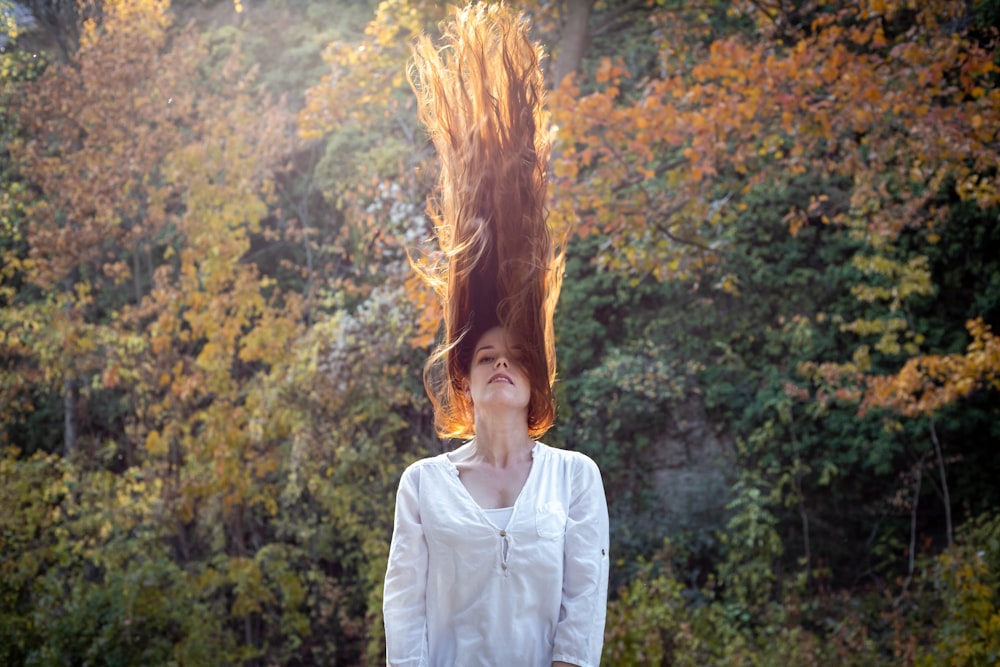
[481,505,514,529]
[383,441,610,667]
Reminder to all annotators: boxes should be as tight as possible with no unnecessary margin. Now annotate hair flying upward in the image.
[409,3,565,440]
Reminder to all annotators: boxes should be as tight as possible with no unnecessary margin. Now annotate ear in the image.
[460,378,471,398]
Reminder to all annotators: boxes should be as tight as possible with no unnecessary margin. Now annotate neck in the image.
[471,408,533,467]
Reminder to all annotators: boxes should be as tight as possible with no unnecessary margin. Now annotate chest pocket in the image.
[535,501,567,539]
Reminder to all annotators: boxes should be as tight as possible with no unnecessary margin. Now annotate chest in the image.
[420,460,571,551]
[454,459,531,508]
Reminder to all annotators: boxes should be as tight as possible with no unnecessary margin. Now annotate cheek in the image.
[467,369,490,395]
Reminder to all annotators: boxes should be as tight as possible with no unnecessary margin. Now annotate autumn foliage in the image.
[551,0,998,274]
[1,0,999,664]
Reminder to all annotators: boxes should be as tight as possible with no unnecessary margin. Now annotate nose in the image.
[494,356,508,369]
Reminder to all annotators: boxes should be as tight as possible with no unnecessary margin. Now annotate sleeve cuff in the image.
[551,653,594,667]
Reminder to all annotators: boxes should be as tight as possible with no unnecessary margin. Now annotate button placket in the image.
[499,529,510,572]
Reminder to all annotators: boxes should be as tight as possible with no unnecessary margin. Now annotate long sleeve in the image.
[552,455,610,667]
[383,464,430,667]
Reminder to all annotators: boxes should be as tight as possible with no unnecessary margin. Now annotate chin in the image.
[479,393,530,412]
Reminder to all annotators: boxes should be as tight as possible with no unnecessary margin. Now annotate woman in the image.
[383,325,609,667]
[383,5,609,667]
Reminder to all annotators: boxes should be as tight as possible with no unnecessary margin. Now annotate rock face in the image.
[1,3,38,49]
[649,396,735,536]
[600,392,735,589]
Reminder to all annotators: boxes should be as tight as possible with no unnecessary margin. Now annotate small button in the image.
[501,563,508,570]
[601,549,606,556]
[499,530,506,537]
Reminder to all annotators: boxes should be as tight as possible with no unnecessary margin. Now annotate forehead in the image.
[474,326,508,352]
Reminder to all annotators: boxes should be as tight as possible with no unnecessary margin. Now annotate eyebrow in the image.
[474,344,496,356]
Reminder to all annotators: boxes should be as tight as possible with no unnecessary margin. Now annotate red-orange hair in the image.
[409,4,565,440]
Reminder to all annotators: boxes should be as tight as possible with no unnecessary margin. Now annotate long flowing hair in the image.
[409,3,565,440]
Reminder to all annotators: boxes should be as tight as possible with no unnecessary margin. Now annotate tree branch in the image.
[929,416,953,548]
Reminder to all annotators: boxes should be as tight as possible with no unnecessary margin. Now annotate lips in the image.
[488,372,513,385]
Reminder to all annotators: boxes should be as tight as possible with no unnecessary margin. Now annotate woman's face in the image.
[466,326,531,413]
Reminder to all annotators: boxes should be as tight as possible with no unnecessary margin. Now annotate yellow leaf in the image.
[146,430,167,457]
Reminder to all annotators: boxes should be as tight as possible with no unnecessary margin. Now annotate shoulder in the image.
[397,454,456,497]
[398,451,455,485]
[536,444,607,511]
[536,442,602,478]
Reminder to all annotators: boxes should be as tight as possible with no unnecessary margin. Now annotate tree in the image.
[0,0,316,661]
[552,0,998,274]
[4,0,194,456]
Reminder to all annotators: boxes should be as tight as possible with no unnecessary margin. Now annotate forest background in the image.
[1,0,999,664]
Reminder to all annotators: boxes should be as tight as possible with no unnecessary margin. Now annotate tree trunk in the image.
[929,417,953,547]
[895,457,923,604]
[64,375,77,457]
[552,0,595,88]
